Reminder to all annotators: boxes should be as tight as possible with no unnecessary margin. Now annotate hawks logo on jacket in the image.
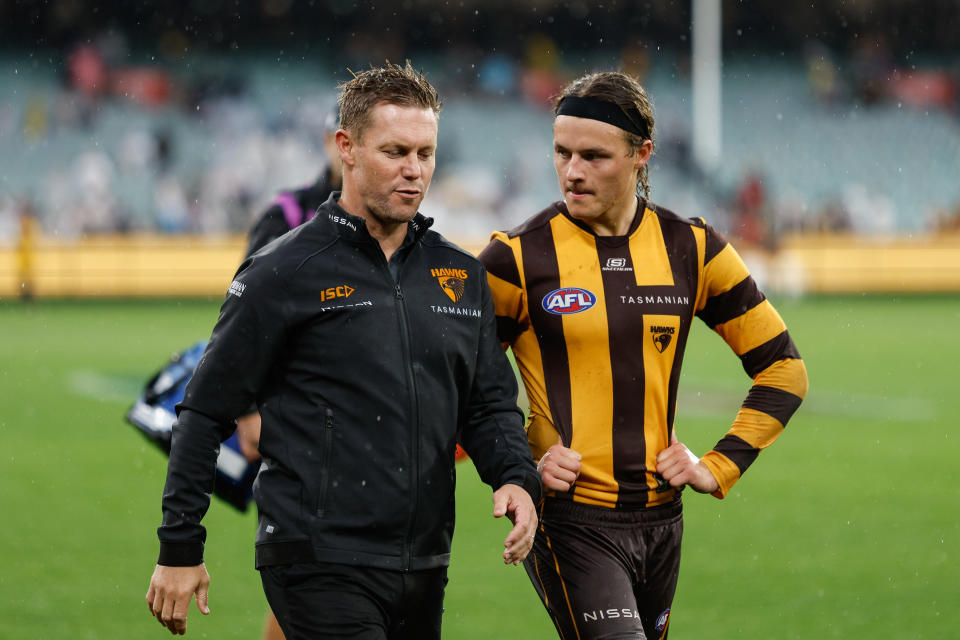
[430,267,467,303]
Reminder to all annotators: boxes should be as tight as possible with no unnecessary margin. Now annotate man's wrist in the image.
[158,541,205,567]
[518,472,543,504]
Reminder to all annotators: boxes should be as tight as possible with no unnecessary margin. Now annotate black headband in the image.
[555,96,649,139]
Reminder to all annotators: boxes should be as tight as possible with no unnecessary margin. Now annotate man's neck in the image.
[365,217,408,263]
[587,196,639,237]
[337,195,409,262]
[329,167,343,190]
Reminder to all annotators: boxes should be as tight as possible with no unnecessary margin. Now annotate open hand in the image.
[493,484,538,565]
[146,564,211,635]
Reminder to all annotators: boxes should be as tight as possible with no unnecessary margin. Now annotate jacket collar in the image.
[318,191,434,244]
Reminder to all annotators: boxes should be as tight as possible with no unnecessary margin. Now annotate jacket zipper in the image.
[392,281,420,572]
[317,408,334,518]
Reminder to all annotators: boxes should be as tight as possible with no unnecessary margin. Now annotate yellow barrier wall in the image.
[1,234,247,298]
[769,233,960,293]
[1,232,959,298]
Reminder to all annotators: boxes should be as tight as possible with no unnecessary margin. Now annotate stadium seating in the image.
[2,52,959,244]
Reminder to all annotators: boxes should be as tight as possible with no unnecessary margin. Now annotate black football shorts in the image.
[524,497,683,640]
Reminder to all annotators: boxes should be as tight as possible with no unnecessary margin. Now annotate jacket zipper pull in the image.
[317,408,334,519]
[395,284,403,300]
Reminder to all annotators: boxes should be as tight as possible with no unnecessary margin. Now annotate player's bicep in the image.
[489,273,527,345]
[479,237,528,344]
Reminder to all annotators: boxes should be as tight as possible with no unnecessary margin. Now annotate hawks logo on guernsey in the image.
[650,325,675,353]
[430,267,468,303]
[542,287,597,315]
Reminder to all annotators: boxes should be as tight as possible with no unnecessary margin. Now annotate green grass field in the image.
[1,295,957,639]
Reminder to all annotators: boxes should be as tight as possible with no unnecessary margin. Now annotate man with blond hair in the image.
[146,61,540,639]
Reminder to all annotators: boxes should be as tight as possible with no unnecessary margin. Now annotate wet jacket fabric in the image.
[158,193,540,571]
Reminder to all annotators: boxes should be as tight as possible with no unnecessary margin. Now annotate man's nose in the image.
[565,155,585,180]
[401,153,422,179]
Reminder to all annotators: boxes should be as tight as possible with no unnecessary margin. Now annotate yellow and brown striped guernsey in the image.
[479,200,808,509]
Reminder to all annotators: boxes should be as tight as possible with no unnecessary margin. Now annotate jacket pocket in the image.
[316,407,335,518]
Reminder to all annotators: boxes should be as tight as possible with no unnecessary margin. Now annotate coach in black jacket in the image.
[146,62,540,639]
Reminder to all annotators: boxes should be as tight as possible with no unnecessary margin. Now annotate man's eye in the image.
[556,150,570,158]
[418,151,433,160]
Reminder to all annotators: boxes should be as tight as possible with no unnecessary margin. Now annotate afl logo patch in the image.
[542,288,597,315]
[655,608,670,631]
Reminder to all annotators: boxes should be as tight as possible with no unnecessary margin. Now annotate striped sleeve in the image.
[694,226,809,498]
[477,233,528,346]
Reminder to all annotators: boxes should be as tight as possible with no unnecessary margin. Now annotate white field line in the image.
[676,381,938,423]
[66,370,145,404]
[67,369,940,423]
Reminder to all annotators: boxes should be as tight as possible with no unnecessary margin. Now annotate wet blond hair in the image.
[338,61,442,141]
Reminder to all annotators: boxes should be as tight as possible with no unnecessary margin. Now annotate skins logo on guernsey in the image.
[320,285,355,302]
[542,287,597,315]
[430,267,468,303]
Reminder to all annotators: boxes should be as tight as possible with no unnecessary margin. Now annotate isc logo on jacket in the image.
[320,285,355,302]
[542,288,596,315]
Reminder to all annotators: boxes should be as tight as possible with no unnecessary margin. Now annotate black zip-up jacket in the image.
[158,194,540,571]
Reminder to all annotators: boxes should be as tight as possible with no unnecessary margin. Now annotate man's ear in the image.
[634,139,654,170]
[336,129,355,167]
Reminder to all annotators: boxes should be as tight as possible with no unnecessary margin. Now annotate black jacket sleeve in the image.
[156,256,291,565]
[458,269,541,504]
[245,206,291,258]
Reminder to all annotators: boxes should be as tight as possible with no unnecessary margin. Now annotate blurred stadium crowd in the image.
[1,0,959,247]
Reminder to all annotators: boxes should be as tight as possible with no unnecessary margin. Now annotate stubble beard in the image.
[565,196,603,222]
[368,191,424,227]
